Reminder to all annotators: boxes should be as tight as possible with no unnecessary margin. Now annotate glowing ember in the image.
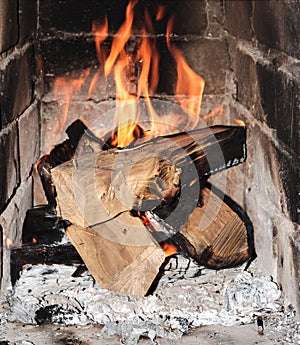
[161,242,178,257]
[4,236,38,249]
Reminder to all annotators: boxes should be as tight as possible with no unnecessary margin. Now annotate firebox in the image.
[0,0,299,343]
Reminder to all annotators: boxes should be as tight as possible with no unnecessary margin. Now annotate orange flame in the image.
[166,15,205,128]
[53,67,91,131]
[52,0,222,148]
[4,236,37,249]
[234,118,245,126]
[156,5,166,21]
[104,0,139,77]
[5,237,13,249]
[88,17,109,97]
[161,242,178,257]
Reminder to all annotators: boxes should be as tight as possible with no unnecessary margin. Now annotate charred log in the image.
[10,244,83,286]
[37,120,107,207]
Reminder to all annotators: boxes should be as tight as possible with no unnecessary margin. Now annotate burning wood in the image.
[47,123,255,296]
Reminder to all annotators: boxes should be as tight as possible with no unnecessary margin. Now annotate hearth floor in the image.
[0,255,299,344]
[0,322,288,345]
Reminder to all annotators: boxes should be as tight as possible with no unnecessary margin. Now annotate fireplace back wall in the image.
[0,0,299,316]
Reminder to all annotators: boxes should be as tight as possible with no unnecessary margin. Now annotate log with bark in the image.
[50,124,255,296]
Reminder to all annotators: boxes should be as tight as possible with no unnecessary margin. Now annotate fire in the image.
[4,236,38,249]
[156,5,166,21]
[5,237,13,249]
[161,241,178,257]
[166,15,205,128]
[52,0,215,148]
[234,118,245,126]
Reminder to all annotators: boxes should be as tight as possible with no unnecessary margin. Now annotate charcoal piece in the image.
[35,304,82,325]
[71,265,88,277]
[22,205,66,245]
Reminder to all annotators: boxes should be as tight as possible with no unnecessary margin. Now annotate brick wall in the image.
[0,0,39,292]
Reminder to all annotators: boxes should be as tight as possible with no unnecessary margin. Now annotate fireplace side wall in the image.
[0,0,39,293]
[223,0,300,315]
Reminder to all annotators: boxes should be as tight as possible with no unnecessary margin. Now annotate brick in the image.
[253,1,300,59]
[0,46,35,127]
[39,38,97,95]
[275,146,300,224]
[18,104,40,180]
[172,1,207,36]
[0,0,18,53]
[39,0,128,35]
[256,59,300,155]
[0,124,20,211]
[225,0,253,40]
[235,47,265,121]
[158,37,230,95]
[19,0,37,44]
[206,0,225,38]
[235,46,300,154]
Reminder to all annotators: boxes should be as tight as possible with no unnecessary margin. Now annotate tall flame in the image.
[166,15,205,128]
[52,0,213,147]
[104,0,139,77]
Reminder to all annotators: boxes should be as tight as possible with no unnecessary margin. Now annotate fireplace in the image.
[0,0,299,342]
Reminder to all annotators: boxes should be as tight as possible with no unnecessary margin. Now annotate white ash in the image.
[1,255,284,344]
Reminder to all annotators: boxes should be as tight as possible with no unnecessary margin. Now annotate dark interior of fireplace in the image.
[0,0,299,328]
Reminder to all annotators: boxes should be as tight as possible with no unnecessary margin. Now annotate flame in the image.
[52,0,223,148]
[5,237,13,249]
[156,5,166,21]
[88,17,109,97]
[53,67,91,131]
[234,118,245,126]
[166,15,205,128]
[161,242,178,257]
[136,212,178,256]
[4,236,37,249]
[104,0,138,77]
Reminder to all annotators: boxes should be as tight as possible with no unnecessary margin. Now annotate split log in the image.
[147,185,256,270]
[52,125,246,228]
[65,212,165,296]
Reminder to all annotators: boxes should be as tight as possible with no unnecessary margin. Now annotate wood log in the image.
[147,185,256,270]
[65,211,165,296]
[52,125,246,228]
